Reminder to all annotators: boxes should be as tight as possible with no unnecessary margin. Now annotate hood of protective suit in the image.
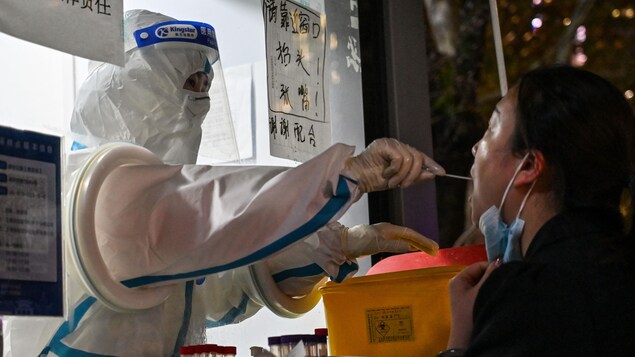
[70,9,219,164]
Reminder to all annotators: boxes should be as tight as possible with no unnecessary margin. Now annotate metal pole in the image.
[489,0,508,95]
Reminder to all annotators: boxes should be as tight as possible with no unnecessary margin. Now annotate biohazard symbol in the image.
[375,320,390,336]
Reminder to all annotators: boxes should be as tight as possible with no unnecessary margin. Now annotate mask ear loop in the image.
[498,152,539,223]
[516,180,536,220]
[499,152,531,211]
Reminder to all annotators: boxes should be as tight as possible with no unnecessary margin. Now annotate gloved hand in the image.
[343,138,445,193]
[245,222,438,317]
[341,222,439,258]
[260,222,437,296]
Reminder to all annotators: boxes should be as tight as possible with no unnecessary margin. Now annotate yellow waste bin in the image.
[320,265,463,357]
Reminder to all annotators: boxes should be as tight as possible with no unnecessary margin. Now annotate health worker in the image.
[3,10,445,357]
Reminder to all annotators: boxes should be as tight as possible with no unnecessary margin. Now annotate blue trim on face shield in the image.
[134,21,219,52]
[121,176,351,288]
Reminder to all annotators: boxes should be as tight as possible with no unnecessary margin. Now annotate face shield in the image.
[69,9,239,165]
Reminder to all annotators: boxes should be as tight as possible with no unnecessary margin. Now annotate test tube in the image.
[267,336,282,357]
[205,344,220,357]
[179,346,194,357]
[304,335,319,357]
[280,334,322,356]
[312,334,327,356]
[221,345,237,357]
[250,346,266,356]
[180,345,205,357]
[279,335,306,356]
[314,328,328,356]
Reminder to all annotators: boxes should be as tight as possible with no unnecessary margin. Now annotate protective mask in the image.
[478,153,536,263]
[141,89,211,164]
[184,91,211,118]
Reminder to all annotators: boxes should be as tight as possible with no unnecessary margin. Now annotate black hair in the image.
[512,64,635,213]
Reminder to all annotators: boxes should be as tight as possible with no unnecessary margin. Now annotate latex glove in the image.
[341,222,439,258]
[343,138,445,193]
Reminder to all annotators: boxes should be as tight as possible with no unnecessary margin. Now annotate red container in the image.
[367,244,487,275]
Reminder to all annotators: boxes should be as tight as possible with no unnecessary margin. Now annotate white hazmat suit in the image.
[2,10,443,357]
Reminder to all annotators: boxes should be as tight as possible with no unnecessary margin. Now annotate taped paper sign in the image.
[263,0,329,162]
[0,0,124,66]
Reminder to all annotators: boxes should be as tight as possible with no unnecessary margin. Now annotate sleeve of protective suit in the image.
[193,223,356,329]
[211,220,439,324]
[253,221,438,297]
[264,222,359,294]
[96,143,363,286]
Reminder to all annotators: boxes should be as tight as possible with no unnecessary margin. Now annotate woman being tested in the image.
[440,65,635,356]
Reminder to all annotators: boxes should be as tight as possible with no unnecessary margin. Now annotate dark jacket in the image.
[466,207,635,356]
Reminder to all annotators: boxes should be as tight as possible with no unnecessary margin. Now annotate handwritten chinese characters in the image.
[0,1,124,65]
[346,35,361,72]
[264,0,329,162]
[60,0,112,16]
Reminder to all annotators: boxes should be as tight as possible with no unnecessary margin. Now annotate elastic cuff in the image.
[437,348,467,357]
[331,260,359,283]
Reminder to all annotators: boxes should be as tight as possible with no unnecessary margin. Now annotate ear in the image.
[514,150,545,187]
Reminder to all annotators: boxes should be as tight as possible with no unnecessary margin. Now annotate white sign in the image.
[0,126,63,317]
[0,0,124,66]
[0,155,57,282]
[263,0,329,162]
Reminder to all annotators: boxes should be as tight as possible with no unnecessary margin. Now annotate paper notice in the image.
[263,0,329,162]
[0,0,124,66]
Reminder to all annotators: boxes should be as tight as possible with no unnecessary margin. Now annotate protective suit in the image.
[2,10,443,357]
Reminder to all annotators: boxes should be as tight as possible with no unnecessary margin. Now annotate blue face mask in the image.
[479,153,536,263]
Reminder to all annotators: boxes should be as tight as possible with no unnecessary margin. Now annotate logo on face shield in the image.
[156,27,169,37]
[155,24,198,40]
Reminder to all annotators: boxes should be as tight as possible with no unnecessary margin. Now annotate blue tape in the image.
[272,263,325,283]
[333,261,359,283]
[71,140,87,151]
[172,281,195,357]
[206,293,250,328]
[44,296,114,357]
